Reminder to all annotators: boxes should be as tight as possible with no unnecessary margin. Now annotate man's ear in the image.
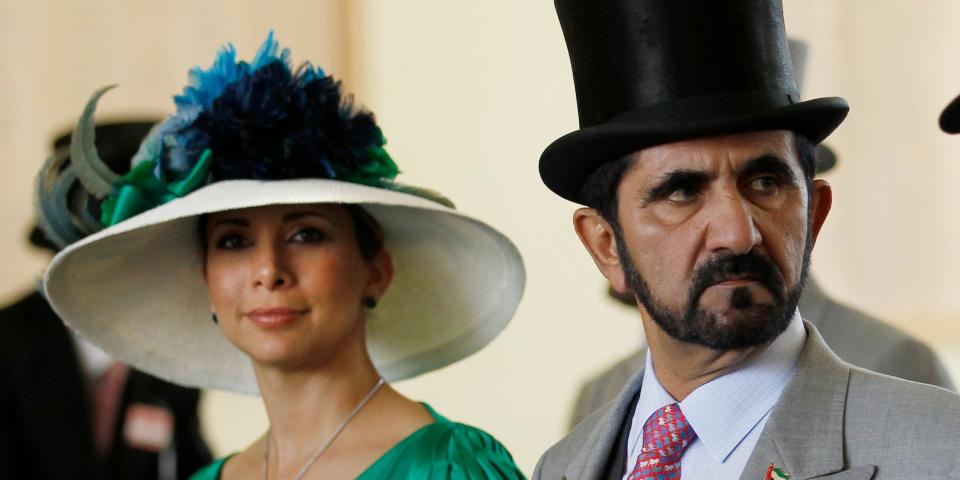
[573,208,629,293]
[809,178,832,246]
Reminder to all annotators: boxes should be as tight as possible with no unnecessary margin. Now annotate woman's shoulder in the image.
[361,404,526,479]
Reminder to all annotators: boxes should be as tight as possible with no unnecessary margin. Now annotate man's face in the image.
[603,130,828,350]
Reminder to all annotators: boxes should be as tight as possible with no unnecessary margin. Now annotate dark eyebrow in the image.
[281,211,331,223]
[740,154,799,185]
[208,218,248,230]
[644,170,710,203]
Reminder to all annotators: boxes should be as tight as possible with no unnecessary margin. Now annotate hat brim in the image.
[44,179,525,394]
[540,96,849,204]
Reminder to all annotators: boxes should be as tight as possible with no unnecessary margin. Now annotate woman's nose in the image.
[252,244,293,290]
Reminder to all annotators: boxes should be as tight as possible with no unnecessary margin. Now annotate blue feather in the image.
[250,31,291,70]
[132,33,397,194]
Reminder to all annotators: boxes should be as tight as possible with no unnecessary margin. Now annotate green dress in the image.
[190,404,526,479]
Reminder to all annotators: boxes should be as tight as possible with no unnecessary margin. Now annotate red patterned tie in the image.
[627,403,697,480]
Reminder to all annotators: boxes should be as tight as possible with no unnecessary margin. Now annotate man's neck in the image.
[642,316,773,401]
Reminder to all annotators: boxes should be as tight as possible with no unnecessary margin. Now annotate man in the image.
[570,46,954,422]
[535,1,960,479]
[0,122,212,479]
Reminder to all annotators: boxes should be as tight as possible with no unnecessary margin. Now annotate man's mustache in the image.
[687,251,786,304]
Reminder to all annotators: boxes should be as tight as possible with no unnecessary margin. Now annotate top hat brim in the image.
[540,96,849,204]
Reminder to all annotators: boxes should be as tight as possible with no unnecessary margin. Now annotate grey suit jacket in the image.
[537,321,960,480]
[569,278,954,428]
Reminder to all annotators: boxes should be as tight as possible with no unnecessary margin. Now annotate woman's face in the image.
[203,203,392,370]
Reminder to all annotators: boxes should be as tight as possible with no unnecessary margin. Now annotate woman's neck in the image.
[253,342,382,472]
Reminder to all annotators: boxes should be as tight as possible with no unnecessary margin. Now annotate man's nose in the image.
[252,243,293,290]
[703,190,761,255]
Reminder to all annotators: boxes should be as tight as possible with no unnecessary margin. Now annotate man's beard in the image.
[614,228,811,350]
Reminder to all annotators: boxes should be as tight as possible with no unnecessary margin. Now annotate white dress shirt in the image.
[623,310,807,480]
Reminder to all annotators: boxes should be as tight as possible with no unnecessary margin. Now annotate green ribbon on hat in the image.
[100,149,213,227]
[334,128,400,186]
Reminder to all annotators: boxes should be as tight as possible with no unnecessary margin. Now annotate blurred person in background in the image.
[534,0,960,478]
[42,34,527,480]
[568,41,954,430]
[0,121,212,479]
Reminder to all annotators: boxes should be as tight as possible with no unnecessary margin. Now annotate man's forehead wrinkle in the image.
[633,146,713,186]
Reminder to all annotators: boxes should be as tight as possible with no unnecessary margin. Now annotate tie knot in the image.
[640,403,696,459]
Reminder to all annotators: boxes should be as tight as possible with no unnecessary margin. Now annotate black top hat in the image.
[30,120,157,252]
[541,0,849,204]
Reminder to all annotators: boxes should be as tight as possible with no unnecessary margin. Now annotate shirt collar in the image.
[634,309,806,462]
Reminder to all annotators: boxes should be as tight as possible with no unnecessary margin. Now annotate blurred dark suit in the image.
[569,277,955,428]
[0,290,212,479]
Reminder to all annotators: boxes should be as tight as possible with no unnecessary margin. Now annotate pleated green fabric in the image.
[189,404,525,480]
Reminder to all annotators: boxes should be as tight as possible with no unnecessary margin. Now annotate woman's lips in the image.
[245,307,306,327]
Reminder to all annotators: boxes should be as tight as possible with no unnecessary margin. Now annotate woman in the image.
[40,34,526,479]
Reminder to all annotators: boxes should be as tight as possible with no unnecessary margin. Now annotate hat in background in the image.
[939,92,960,134]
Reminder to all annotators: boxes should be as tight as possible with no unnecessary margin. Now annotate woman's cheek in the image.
[206,262,244,316]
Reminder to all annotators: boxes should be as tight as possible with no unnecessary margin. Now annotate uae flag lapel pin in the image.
[765,464,791,480]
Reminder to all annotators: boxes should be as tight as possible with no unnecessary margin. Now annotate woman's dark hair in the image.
[582,133,816,227]
[343,205,385,261]
[197,204,385,261]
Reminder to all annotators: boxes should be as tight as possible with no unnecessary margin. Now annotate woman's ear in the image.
[366,249,394,302]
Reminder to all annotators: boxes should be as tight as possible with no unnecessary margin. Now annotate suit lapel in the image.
[739,321,855,480]
[564,364,647,480]
[808,466,877,480]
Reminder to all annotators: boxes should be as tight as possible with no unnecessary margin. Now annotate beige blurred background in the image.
[3,0,960,475]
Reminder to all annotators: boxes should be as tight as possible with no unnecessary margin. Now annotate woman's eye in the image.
[290,228,327,244]
[215,234,250,250]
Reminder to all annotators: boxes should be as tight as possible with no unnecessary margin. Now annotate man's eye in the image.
[215,234,250,250]
[749,176,779,192]
[290,228,327,244]
[666,187,698,203]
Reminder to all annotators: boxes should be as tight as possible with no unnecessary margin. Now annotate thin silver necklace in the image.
[262,377,385,480]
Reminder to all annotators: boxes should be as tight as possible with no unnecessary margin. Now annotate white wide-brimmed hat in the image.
[40,34,525,394]
[45,179,524,394]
